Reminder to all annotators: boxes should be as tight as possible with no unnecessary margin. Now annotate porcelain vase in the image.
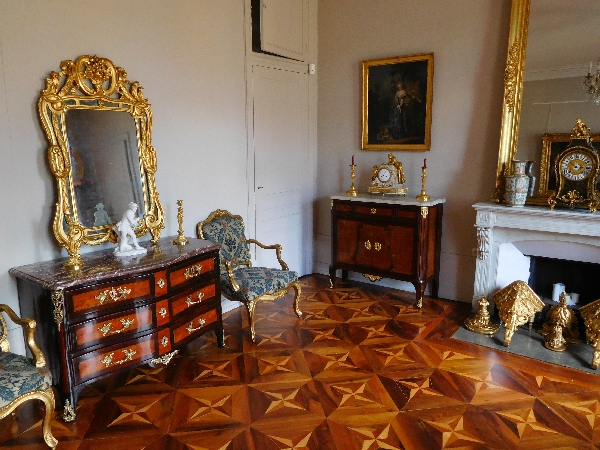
[505,160,530,207]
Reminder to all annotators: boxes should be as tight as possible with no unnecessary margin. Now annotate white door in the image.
[251,64,309,275]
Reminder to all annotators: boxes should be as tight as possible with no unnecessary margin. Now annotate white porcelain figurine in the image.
[113,202,147,257]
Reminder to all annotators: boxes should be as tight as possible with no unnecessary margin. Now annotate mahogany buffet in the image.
[329,194,445,307]
[9,237,223,421]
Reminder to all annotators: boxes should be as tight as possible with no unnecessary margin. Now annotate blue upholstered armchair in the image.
[197,210,301,342]
[0,304,57,448]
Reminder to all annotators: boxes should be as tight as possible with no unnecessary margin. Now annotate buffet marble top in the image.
[9,237,220,290]
[332,193,445,206]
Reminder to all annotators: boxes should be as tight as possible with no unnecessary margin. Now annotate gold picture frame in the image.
[361,53,434,151]
[534,132,600,204]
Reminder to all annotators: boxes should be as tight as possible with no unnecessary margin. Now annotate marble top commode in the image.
[331,193,445,206]
[9,237,220,291]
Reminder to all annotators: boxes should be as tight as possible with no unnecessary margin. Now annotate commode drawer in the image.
[74,333,156,384]
[169,256,216,290]
[172,308,219,346]
[70,302,169,352]
[66,276,153,320]
[170,281,217,318]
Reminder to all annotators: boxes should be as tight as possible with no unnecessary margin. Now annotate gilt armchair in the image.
[197,209,301,342]
[0,304,57,449]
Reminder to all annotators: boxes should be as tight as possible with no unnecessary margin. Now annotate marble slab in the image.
[9,237,220,290]
[453,324,598,375]
[331,192,445,206]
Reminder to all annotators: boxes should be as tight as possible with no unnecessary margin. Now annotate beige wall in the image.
[315,0,511,301]
[0,1,248,352]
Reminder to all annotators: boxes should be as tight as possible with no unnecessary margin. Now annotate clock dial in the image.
[377,167,391,183]
[560,152,592,181]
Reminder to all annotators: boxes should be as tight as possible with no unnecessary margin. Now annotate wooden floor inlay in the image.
[1,274,599,449]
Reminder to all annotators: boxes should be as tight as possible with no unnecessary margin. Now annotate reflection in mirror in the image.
[517,0,600,202]
[494,0,600,204]
[65,110,145,228]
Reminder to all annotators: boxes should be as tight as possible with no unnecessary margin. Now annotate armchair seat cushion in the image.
[0,353,52,407]
[222,267,299,302]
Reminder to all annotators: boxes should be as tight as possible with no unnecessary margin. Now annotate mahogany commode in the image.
[329,193,445,307]
[9,237,223,421]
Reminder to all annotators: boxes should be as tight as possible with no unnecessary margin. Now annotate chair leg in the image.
[291,281,302,318]
[40,388,58,449]
[245,300,258,342]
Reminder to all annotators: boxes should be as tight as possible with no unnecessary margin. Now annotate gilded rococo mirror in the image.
[493,0,600,204]
[39,55,164,269]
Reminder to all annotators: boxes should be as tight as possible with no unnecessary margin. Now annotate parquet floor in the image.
[1,274,600,449]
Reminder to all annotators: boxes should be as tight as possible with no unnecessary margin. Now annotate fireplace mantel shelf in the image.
[474,202,600,238]
[472,202,600,307]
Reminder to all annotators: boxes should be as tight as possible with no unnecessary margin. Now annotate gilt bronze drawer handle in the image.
[98,318,135,337]
[186,318,207,333]
[184,264,203,279]
[374,242,382,251]
[95,287,132,305]
[159,307,168,318]
[185,292,205,307]
[157,278,165,289]
[101,349,137,368]
[371,208,377,214]
[161,336,169,347]
[365,240,372,250]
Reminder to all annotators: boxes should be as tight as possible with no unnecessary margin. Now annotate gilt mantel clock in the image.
[368,153,408,195]
[548,120,600,212]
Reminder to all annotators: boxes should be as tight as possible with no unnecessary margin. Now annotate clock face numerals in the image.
[560,152,593,181]
[377,168,391,183]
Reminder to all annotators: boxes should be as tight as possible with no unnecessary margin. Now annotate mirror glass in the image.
[65,109,145,228]
[516,0,600,190]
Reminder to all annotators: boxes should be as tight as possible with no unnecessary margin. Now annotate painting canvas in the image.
[362,53,433,151]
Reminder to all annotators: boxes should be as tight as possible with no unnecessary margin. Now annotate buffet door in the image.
[251,64,308,275]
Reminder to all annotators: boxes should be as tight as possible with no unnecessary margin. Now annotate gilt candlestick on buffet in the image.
[346,158,359,197]
[416,158,431,202]
[173,199,189,246]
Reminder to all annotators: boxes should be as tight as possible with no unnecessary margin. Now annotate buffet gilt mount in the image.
[38,55,164,270]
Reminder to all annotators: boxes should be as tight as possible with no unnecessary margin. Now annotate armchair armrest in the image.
[0,304,46,368]
[246,239,289,270]
[224,261,241,293]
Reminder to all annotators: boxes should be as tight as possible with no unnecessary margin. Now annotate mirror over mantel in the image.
[39,55,165,269]
[493,0,600,204]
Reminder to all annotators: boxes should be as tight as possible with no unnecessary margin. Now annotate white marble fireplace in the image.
[472,202,600,308]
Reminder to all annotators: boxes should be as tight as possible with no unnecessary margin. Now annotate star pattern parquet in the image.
[1,274,600,449]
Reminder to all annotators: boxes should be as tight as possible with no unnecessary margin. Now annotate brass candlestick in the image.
[416,166,431,202]
[173,200,189,246]
[346,164,359,197]
[464,296,500,335]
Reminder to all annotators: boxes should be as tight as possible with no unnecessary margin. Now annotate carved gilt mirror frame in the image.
[492,0,530,203]
[39,55,164,269]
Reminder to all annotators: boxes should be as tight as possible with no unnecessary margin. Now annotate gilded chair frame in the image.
[38,55,164,270]
[0,305,57,449]
[197,209,301,342]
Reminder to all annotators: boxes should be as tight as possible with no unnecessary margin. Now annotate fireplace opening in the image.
[527,255,600,307]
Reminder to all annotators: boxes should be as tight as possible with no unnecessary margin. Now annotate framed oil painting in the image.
[362,53,433,151]
[537,132,600,201]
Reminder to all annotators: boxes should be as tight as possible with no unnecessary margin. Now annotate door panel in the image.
[252,65,308,273]
[260,0,307,61]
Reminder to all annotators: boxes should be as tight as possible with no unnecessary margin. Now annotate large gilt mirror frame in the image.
[39,55,164,269]
[492,0,531,203]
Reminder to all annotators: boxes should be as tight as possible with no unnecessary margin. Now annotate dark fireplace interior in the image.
[527,255,600,308]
